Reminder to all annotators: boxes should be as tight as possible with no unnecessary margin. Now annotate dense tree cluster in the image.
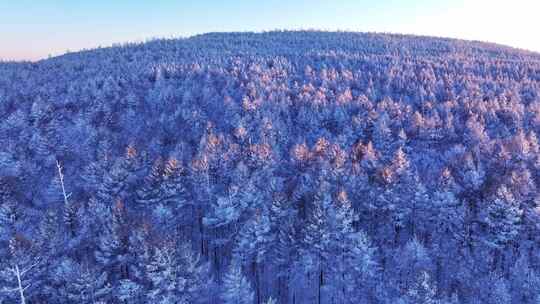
[1,31,540,303]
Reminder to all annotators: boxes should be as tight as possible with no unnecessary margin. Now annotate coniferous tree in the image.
[393,238,433,292]
[146,241,208,304]
[234,210,273,304]
[160,158,188,207]
[136,157,165,207]
[301,177,334,304]
[403,272,438,304]
[95,201,129,286]
[66,263,112,304]
[479,194,522,271]
[510,255,540,304]
[127,225,152,288]
[222,264,254,304]
[98,146,140,205]
[118,278,144,303]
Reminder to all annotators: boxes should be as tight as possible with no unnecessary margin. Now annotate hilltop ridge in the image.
[30,30,540,64]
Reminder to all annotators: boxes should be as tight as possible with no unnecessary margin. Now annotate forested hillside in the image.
[1,31,540,303]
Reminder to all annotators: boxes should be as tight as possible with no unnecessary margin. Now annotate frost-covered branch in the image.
[56,160,72,205]
[2,261,39,304]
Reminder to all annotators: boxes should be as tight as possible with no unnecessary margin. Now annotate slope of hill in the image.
[1,31,540,303]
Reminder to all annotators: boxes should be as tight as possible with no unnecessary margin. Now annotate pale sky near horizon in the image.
[1,0,539,61]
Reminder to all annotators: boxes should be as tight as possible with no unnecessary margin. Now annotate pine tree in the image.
[222,264,254,304]
[480,196,522,251]
[117,279,144,302]
[234,211,273,265]
[127,225,152,287]
[66,263,112,304]
[36,210,60,267]
[146,241,184,303]
[136,157,164,207]
[234,210,273,304]
[160,158,189,232]
[303,179,332,262]
[95,202,129,283]
[394,238,433,292]
[0,199,18,240]
[98,146,139,204]
[373,112,393,154]
[482,276,511,304]
[204,193,242,228]
[429,189,465,293]
[269,191,298,303]
[302,178,333,304]
[331,189,357,302]
[146,241,208,304]
[403,271,438,304]
[510,255,540,303]
[335,230,379,304]
[81,160,107,194]
[391,147,410,176]
[97,160,130,204]
[360,141,379,172]
[160,158,188,207]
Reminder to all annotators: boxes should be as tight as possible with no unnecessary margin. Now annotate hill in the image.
[1,31,540,303]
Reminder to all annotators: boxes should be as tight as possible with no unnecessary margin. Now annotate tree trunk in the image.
[252,260,261,304]
[318,267,323,304]
[15,265,26,304]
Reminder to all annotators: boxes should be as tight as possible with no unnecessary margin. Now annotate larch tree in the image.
[222,264,254,304]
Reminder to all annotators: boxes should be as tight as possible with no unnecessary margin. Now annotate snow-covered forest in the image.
[1,31,540,303]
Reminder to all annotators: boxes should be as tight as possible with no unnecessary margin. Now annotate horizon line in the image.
[3,29,539,63]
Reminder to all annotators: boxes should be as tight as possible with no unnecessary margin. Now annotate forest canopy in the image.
[1,31,540,303]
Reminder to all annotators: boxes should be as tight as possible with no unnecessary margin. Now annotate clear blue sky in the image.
[1,0,538,61]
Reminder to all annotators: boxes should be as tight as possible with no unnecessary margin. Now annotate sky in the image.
[1,0,539,61]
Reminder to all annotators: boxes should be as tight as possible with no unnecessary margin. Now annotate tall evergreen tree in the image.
[146,241,209,304]
[66,262,112,304]
[403,272,438,304]
[222,264,254,304]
